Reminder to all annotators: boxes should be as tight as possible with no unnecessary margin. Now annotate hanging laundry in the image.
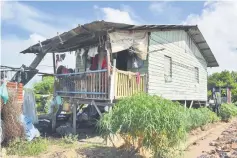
[136,72,141,85]
[101,57,107,69]
[60,54,66,60]
[62,67,69,74]
[88,46,98,57]
[90,54,99,70]
[80,48,85,66]
[56,54,63,68]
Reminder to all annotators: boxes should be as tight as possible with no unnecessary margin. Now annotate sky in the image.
[1,1,237,87]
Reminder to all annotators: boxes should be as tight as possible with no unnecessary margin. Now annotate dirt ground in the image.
[184,119,237,158]
[3,119,237,158]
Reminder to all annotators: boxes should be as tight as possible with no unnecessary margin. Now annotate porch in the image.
[55,67,147,103]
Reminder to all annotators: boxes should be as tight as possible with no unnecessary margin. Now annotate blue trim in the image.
[56,91,107,95]
[55,69,107,77]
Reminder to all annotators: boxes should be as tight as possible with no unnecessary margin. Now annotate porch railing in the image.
[114,69,146,99]
[55,69,109,100]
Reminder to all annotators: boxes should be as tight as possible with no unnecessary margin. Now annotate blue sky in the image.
[1,1,205,39]
[1,1,237,87]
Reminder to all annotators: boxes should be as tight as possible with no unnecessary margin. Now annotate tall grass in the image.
[98,93,219,158]
[219,103,237,121]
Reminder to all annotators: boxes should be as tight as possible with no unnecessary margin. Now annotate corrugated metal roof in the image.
[20,20,218,67]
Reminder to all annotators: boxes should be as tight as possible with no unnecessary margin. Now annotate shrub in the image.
[98,93,219,158]
[7,137,48,156]
[220,103,237,121]
[185,108,219,131]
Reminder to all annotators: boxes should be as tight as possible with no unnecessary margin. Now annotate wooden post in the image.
[52,52,57,132]
[109,59,116,102]
[73,103,77,134]
[92,100,102,116]
[189,100,193,109]
[184,100,187,109]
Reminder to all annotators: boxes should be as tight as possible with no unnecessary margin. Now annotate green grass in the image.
[7,137,48,156]
[98,93,220,158]
[56,134,79,148]
[219,103,237,121]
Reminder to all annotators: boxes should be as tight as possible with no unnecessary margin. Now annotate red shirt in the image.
[101,58,107,69]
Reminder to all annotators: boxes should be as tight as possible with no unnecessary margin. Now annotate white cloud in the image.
[94,5,138,24]
[1,1,80,87]
[149,2,182,23]
[183,1,237,73]
[149,2,166,13]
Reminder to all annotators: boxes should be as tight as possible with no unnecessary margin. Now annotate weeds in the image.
[98,93,220,158]
[220,103,237,121]
[7,137,48,156]
[52,134,79,148]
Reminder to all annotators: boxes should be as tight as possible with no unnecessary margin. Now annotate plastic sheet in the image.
[0,82,9,104]
[20,114,40,141]
[23,89,38,124]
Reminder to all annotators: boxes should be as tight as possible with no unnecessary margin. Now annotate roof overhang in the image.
[19,20,218,67]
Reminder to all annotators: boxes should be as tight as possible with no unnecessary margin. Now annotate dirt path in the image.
[184,119,237,158]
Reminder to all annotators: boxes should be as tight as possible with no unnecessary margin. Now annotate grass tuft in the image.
[7,137,48,156]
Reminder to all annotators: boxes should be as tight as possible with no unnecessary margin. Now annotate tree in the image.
[33,76,54,95]
[33,76,54,112]
[208,71,237,103]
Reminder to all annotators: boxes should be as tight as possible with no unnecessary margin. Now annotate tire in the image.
[0,119,5,143]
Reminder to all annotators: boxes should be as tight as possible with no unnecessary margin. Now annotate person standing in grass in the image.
[213,90,222,116]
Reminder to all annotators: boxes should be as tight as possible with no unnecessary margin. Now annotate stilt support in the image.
[189,100,194,109]
[73,103,77,134]
[91,100,102,116]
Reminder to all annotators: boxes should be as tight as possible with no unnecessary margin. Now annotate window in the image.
[164,55,172,82]
[195,67,199,83]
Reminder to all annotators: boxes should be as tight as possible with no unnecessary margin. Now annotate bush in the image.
[220,103,237,121]
[98,93,219,158]
[185,108,219,131]
[7,137,48,156]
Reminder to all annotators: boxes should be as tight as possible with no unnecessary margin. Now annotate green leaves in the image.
[208,71,237,102]
[33,76,54,95]
[219,103,237,121]
[98,93,219,158]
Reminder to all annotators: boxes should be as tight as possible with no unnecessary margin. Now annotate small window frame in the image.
[164,55,172,83]
[195,67,199,83]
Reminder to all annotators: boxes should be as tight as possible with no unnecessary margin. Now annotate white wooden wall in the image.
[148,30,208,101]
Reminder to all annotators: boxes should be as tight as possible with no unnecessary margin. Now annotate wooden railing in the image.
[55,68,147,101]
[114,69,146,99]
[56,69,109,100]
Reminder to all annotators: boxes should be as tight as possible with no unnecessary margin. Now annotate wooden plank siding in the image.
[148,30,208,101]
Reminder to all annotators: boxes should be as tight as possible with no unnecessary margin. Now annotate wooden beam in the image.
[91,100,102,116]
[73,103,77,134]
[52,52,56,74]
[196,41,206,44]
[109,59,116,102]
[189,100,194,109]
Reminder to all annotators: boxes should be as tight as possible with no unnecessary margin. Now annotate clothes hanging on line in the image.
[127,53,144,69]
[101,57,107,69]
[88,46,98,57]
[90,54,99,70]
[80,48,85,66]
[136,72,140,85]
